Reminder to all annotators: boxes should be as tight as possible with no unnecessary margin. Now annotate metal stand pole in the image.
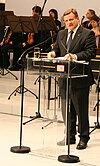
[10,62,31,153]
[23,58,43,125]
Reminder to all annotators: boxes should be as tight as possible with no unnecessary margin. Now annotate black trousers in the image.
[0,44,13,68]
[60,78,90,142]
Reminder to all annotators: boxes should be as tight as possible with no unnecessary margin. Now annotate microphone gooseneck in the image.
[81,16,85,24]
[17,33,57,62]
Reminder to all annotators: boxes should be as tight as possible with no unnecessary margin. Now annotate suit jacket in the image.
[54,25,97,88]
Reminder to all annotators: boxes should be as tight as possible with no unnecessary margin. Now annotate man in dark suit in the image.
[47,8,96,150]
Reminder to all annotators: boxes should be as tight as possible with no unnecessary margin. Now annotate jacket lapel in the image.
[61,29,68,43]
[69,26,82,52]
[60,26,83,53]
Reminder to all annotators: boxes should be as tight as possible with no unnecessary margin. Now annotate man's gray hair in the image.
[63,8,79,18]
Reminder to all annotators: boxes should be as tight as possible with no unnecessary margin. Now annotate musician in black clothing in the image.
[49,9,61,30]
[9,5,42,71]
[0,27,22,69]
[82,9,96,29]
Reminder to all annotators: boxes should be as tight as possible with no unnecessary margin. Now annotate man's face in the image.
[63,12,79,30]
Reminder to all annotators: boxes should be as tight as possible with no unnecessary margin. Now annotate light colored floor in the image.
[0,70,100,166]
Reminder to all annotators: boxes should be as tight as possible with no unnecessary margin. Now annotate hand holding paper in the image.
[64,53,77,61]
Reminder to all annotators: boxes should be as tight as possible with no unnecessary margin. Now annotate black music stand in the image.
[0,11,14,26]
[89,53,100,134]
[90,69,100,134]
[32,15,57,51]
[7,15,38,99]
[22,16,58,125]
[0,10,18,79]
[32,15,57,31]
[7,15,38,153]
[37,16,58,108]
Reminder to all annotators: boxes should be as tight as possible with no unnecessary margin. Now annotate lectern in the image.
[26,56,89,162]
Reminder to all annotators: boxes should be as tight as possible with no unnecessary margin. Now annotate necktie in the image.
[67,31,73,53]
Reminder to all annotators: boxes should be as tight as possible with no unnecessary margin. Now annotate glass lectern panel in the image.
[26,56,88,160]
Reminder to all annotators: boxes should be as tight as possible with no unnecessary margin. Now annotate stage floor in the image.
[0,70,100,166]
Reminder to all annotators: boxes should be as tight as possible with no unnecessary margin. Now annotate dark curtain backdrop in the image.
[0,3,5,10]
[0,3,5,42]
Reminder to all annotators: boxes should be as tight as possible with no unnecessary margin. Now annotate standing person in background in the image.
[31,5,42,46]
[49,9,61,49]
[49,9,61,30]
[82,9,96,29]
[47,8,96,150]
[32,5,41,17]
[90,15,100,48]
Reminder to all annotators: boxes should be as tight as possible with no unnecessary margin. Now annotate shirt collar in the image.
[68,24,80,34]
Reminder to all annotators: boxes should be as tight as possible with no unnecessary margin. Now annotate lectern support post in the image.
[58,61,80,163]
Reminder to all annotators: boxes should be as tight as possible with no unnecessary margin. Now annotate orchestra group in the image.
[0,7,99,71]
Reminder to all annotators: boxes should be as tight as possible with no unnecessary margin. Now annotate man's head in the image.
[32,5,42,16]
[63,8,80,30]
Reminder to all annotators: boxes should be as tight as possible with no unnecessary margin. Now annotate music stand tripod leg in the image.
[0,51,18,79]
[8,65,38,100]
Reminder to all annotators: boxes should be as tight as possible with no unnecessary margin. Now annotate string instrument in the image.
[27,33,34,44]
[4,31,12,44]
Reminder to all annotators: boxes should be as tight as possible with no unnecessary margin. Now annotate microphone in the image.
[17,33,57,62]
[81,16,85,24]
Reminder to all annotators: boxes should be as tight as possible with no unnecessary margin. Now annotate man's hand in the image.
[64,53,77,61]
[47,51,56,58]
[22,42,26,47]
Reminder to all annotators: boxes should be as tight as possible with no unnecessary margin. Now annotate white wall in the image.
[5,0,100,21]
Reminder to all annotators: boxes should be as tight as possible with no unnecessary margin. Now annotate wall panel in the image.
[5,0,100,22]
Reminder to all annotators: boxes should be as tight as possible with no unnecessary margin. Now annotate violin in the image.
[27,33,34,44]
[4,31,12,44]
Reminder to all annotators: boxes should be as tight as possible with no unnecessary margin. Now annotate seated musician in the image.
[32,6,59,52]
[90,15,100,79]
[0,26,22,69]
[9,5,55,71]
[90,15,100,48]
[9,5,42,71]
[81,9,96,29]
[49,8,61,30]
